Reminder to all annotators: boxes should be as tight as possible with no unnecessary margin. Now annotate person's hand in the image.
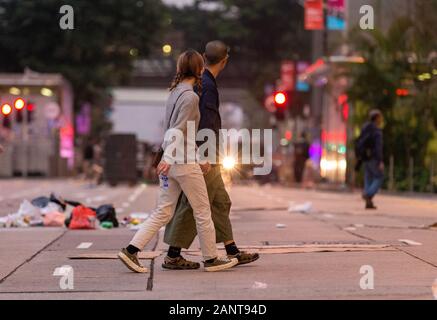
[379,162,385,172]
[0,144,3,154]
[199,162,211,175]
[157,160,171,176]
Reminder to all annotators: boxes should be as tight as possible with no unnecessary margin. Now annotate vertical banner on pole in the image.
[304,0,325,30]
[327,0,346,30]
[280,61,295,92]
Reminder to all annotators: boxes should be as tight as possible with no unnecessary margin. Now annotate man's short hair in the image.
[204,40,230,65]
[369,109,382,122]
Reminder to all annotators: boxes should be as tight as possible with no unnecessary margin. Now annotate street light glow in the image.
[222,156,236,170]
[9,87,21,95]
[129,48,139,56]
[162,44,172,55]
[41,88,53,97]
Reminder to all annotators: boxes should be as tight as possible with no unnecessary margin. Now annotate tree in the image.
[167,0,311,92]
[166,0,312,127]
[0,0,165,137]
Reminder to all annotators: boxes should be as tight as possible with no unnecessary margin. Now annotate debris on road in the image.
[322,213,334,219]
[184,244,394,256]
[275,223,287,228]
[122,212,149,230]
[428,222,437,230]
[68,251,162,260]
[100,221,114,229]
[398,239,422,246]
[43,211,65,227]
[96,204,119,227]
[343,227,357,231]
[353,224,365,228]
[288,201,312,213]
[68,206,97,230]
[0,193,119,229]
[0,200,43,228]
[252,282,268,289]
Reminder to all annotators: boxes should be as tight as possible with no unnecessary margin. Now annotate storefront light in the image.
[9,87,21,95]
[41,87,53,97]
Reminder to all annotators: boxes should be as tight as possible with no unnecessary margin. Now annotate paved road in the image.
[1,179,437,299]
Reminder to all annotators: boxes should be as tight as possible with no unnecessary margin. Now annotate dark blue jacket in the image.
[198,69,221,136]
[360,121,383,162]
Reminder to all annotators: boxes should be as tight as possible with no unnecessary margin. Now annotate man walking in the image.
[162,41,259,269]
[357,109,384,209]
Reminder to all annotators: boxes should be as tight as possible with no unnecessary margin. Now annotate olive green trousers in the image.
[164,165,233,249]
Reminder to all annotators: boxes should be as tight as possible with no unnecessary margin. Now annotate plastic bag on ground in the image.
[31,197,50,208]
[40,202,63,215]
[96,204,119,227]
[69,206,97,230]
[17,200,40,218]
[49,193,67,211]
[288,201,312,213]
[43,212,65,227]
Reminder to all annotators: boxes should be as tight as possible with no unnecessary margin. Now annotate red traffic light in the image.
[274,92,287,106]
[396,88,409,97]
[285,130,293,141]
[14,98,25,110]
[1,103,12,116]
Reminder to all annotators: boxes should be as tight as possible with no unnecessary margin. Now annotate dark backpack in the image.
[355,128,373,161]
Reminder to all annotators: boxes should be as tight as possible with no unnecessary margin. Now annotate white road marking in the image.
[77,242,93,249]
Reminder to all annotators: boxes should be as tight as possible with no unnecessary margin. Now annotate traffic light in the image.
[274,92,287,107]
[14,98,25,123]
[27,102,35,123]
[396,88,409,97]
[274,92,287,121]
[1,103,12,129]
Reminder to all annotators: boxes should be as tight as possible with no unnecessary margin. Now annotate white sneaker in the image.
[203,257,238,272]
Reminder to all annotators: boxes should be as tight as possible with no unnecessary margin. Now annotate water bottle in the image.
[160,175,169,190]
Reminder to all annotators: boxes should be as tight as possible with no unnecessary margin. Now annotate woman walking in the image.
[118,50,237,272]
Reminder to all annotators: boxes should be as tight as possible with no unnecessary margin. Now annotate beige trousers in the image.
[130,164,217,260]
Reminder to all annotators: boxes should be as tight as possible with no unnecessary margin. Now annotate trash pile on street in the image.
[121,212,149,231]
[0,193,119,230]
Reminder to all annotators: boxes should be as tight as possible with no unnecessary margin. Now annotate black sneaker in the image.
[364,197,377,210]
[363,195,377,210]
